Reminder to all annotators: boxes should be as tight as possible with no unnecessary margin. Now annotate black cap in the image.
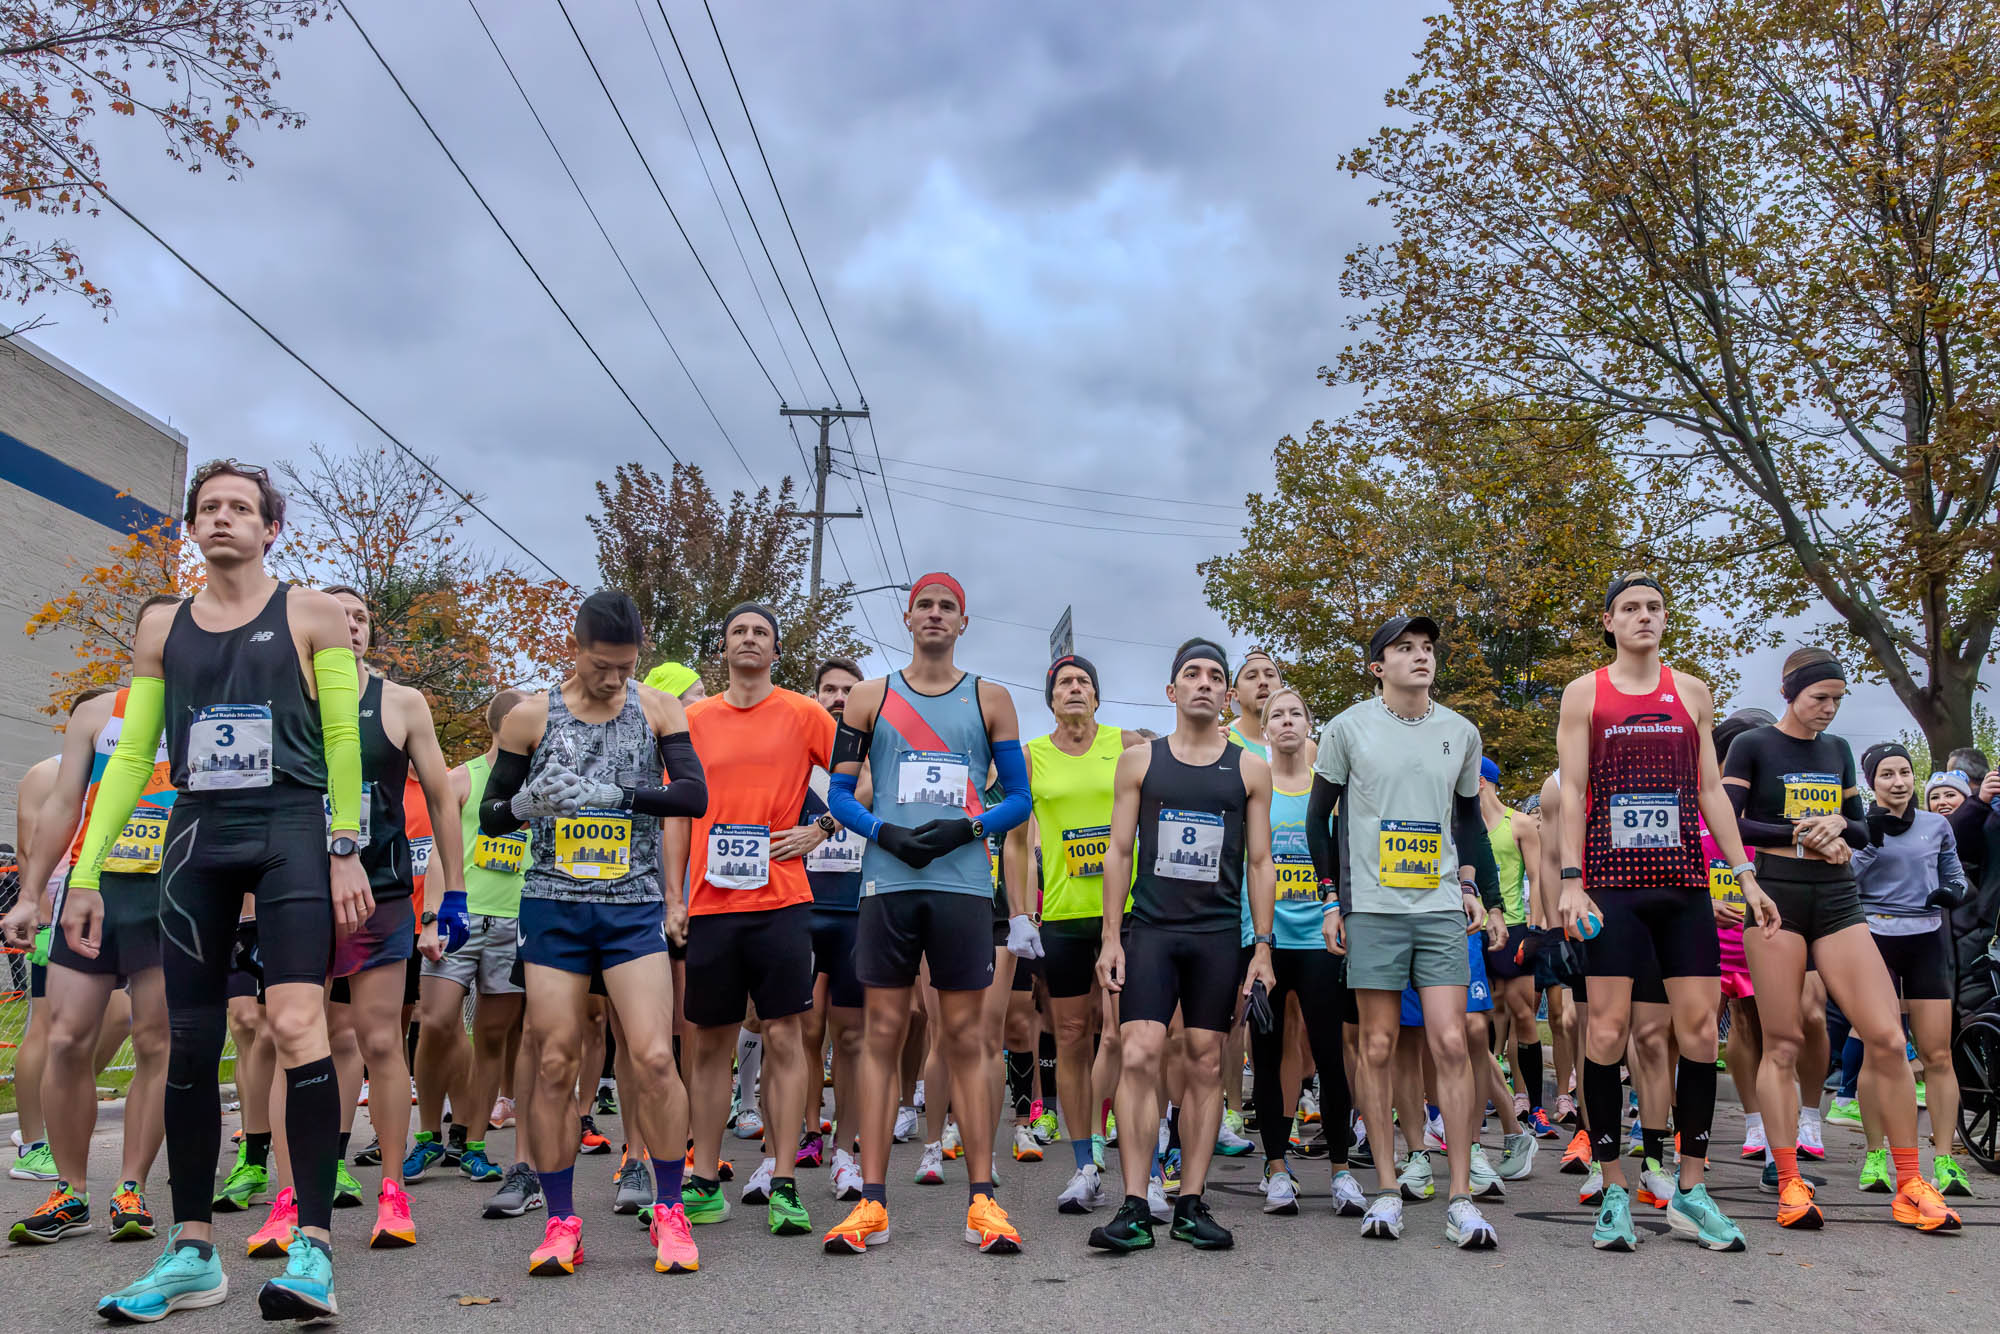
[1602,574,1664,648]
[1045,654,1100,709]
[1368,614,1440,663]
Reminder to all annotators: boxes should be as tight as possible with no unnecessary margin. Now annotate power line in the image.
[871,452,1249,513]
[884,478,1240,538]
[853,468,1239,528]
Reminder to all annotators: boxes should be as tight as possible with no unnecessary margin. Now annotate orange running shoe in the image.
[529,1215,584,1276]
[679,1147,734,1182]
[1776,1176,1823,1230]
[823,1199,890,1254]
[964,1193,1022,1254]
[1559,1130,1592,1175]
[247,1188,299,1258]
[1891,1178,1961,1233]
[370,1180,416,1248]
[651,1202,700,1273]
[578,1118,610,1155]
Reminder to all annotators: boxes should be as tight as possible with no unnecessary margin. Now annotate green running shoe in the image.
[1086,1197,1155,1252]
[682,1178,730,1224]
[1666,1183,1744,1252]
[1932,1153,1973,1198]
[1031,1109,1060,1144]
[768,1179,811,1236]
[1857,1148,1893,1193]
[214,1150,270,1212]
[96,1227,229,1322]
[1592,1183,1639,1251]
[9,1139,58,1182]
[333,1160,364,1209]
[1824,1096,1862,1128]
[1091,1134,1106,1171]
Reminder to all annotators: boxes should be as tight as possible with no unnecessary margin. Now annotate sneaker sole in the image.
[1399,1186,1433,1202]
[1170,1229,1233,1250]
[741,1190,772,1206]
[211,1195,264,1213]
[1449,1226,1497,1249]
[256,1281,337,1321]
[9,1220,91,1243]
[1334,1199,1367,1218]
[98,1277,230,1323]
[1013,1150,1043,1162]
[529,1254,579,1276]
[914,1174,945,1186]
[1666,1208,1745,1252]
[1474,1183,1507,1201]
[1057,1197,1099,1215]
[7,1169,59,1182]
[1592,1233,1638,1251]
[1777,1209,1824,1230]
[966,1228,1022,1254]
[684,1207,729,1225]
[1360,1220,1402,1240]
[484,1196,543,1220]
[332,1193,364,1209]
[823,1227,890,1253]
[109,1219,156,1242]
[655,1255,699,1272]
[246,1236,293,1260]
[1085,1228,1152,1252]
[1893,1206,1961,1232]
[835,1185,864,1201]
[1262,1198,1300,1216]
[769,1217,812,1237]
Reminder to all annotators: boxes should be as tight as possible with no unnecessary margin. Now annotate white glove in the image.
[1006,914,1044,960]
[512,764,585,820]
[577,780,628,812]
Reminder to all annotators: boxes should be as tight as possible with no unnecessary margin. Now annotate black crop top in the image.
[1720,725,1866,850]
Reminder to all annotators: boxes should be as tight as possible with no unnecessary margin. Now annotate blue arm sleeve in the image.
[982,739,1032,837]
[828,771,883,840]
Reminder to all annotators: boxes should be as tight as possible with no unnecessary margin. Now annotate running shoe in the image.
[893,1105,920,1143]
[460,1143,501,1182]
[1858,1147,1893,1193]
[371,1180,416,1248]
[1349,1115,1373,1169]
[797,1131,825,1170]
[1299,1088,1321,1124]
[1892,1177,1961,1232]
[823,1199,890,1253]
[1445,1196,1497,1249]
[529,1215,584,1276]
[358,1079,370,1107]
[1913,1079,1927,1108]
[1775,1176,1823,1229]
[1760,1157,1827,1192]
[1527,1106,1557,1139]
[1091,1133,1107,1171]
[734,1107,765,1140]
[1331,1169,1368,1217]
[914,1142,946,1185]
[1824,1096,1861,1129]
[1029,1100,1059,1145]
[1360,1192,1403,1239]
[613,1151,651,1215]
[1741,1117,1769,1157]
[742,1156,777,1206]
[403,1134,446,1182]
[653,1201,701,1270]
[1146,1174,1172,1222]
[594,1084,618,1117]
[965,1193,1022,1253]
[1423,1109,1448,1152]
[1592,1183,1639,1251]
[1578,1161,1604,1205]
[1933,1153,1973,1198]
[578,1116,611,1155]
[768,1179,811,1237]
[1666,1184,1745,1252]
[1170,1196,1232,1249]
[941,1120,963,1160]
[491,1096,516,1129]
[1012,1124,1044,1162]
[351,1135,382,1167]
[1288,1115,1306,1154]
[1161,1147,1182,1193]
[1222,1105,1250,1142]
[9,1139,56,1181]
[257,1230,338,1322]
[1637,1158,1676,1210]
[1626,1119,1645,1157]
[485,1163,543,1219]
[1555,1092,1578,1126]
[1086,1196,1155,1251]
[1559,1129,1592,1174]
[681,1146,735,1182]
[1103,1111,1119,1145]
[682,1177,729,1224]
[247,1188,299,1258]
[213,1140,268,1212]
[10,1182,89,1243]
[1468,1145,1506,1200]
[443,1126,468,1167]
[96,1227,230,1322]
[830,1148,865,1200]
[110,1182,155,1242]
[1796,1107,1825,1160]
[1500,1131,1538,1180]
[1215,1119,1255,1157]
[334,1159,364,1209]
[1262,1163,1300,1215]
[1058,1163,1107,1214]
[1397,1150,1434,1202]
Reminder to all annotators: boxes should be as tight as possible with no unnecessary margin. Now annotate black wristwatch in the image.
[1251,932,1276,948]
[816,814,838,835]
[968,818,986,840]
[420,911,438,927]
[329,835,361,859]
[1560,867,1583,881]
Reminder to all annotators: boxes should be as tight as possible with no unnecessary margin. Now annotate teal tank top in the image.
[1241,784,1323,949]
[862,672,994,898]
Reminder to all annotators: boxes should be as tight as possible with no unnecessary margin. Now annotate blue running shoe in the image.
[458,1145,502,1183]
[1592,1183,1639,1252]
[402,1135,446,1183]
[257,1230,337,1323]
[96,1226,230,1322]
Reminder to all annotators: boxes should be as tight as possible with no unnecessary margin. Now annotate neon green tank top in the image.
[1027,724,1132,921]
[1491,809,1526,926]
[461,754,531,918]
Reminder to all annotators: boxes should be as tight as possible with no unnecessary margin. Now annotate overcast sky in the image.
[22,0,1946,756]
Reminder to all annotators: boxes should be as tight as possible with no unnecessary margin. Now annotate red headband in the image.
[908,572,967,613]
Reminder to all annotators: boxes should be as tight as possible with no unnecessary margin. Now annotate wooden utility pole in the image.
[779,406,867,597]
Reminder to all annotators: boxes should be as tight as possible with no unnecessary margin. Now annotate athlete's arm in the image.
[1002,798,1034,919]
[825,678,930,867]
[662,817,690,946]
[69,609,173,894]
[1119,729,1149,750]
[449,763,471,812]
[16,694,105,911]
[976,680,1033,837]
[479,696,551,834]
[583,686,709,819]
[1721,731,1797,848]
[294,588,364,843]
[1536,772,1563,919]
[397,683,465,902]
[1242,754,1277,994]
[1513,811,1546,928]
[1094,743,1148,992]
[1553,677,1598,934]
[1454,793,1503,912]
[1,756,65,946]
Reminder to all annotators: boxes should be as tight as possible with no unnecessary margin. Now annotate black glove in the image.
[1925,884,1967,912]
[230,919,263,983]
[1244,978,1275,1034]
[909,816,979,859]
[873,822,938,871]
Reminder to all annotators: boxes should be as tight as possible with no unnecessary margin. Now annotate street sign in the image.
[1050,606,1073,662]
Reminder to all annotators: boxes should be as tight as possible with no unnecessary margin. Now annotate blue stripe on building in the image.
[0,431,171,533]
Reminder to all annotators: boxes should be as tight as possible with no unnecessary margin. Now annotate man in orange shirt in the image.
[666,603,835,1237]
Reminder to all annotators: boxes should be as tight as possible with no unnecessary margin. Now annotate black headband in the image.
[1861,742,1912,786]
[1046,654,1100,709]
[1172,641,1229,681]
[1781,658,1845,701]
[723,601,782,647]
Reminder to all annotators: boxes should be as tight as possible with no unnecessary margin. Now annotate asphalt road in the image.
[3,1092,1993,1333]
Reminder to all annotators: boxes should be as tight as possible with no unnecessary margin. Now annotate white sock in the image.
[735,1029,763,1108]
[1745,1112,1764,1133]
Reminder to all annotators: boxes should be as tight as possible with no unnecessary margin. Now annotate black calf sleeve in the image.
[285,1057,343,1233]
[165,1002,228,1226]
[1038,1031,1059,1106]
[1585,1058,1625,1165]
[1005,1049,1034,1118]
[1516,1037,1544,1109]
[1674,1057,1717,1165]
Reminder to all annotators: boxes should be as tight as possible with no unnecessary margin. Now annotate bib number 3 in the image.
[187,705,273,791]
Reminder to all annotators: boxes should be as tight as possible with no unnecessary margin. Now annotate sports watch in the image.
[1250,932,1277,948]
[816,814,839,835]
[329,835,361,859]
[420,911,438,927]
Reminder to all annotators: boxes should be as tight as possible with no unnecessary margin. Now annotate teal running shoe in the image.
[402,1135,445,1183]
[96,1226,230,1322]
[1666,1183,1745,1252]
[1592,1183,1639,1252]
[257,1230,338,1322]
[458,1144,502,1183]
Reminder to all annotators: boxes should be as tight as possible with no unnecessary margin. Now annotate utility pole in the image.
[779,405,867,597]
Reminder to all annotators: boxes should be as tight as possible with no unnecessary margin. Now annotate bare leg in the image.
[1112,1021,1167,1197]
[119,970,170,1185]
[39,966,118,1188]
[1419,987,1477,1197]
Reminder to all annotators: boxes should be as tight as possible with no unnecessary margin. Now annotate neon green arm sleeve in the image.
[71,676,166,892]
[314,648,364,836]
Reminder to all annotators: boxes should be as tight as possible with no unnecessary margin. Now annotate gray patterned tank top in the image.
[522,680,663,904]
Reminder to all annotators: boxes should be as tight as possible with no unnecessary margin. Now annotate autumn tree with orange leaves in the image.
[21,511,202,710]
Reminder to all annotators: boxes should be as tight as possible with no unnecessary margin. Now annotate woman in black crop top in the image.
[1720,649,1958,1233]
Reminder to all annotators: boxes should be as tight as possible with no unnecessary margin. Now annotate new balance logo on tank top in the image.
[1583,663,1704,891]
[522,681,663,905]
[862,672,993,898]
[163,582,326,796]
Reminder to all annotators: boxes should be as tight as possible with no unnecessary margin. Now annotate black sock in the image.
[1584,1059,1624,1164]
[1674,1057,1716,1166]
[284,1057,342,1232]
[174,1237,215,1259]
[1517,1039,1543,1109]
[969,1179,996,1202]
[1123,1194,1148,1214]
[1005,1049,1034,1118]
[862,1182,887,1205]
[1038,1032,1059,1106]
[246,1131,273,1170]
[1642,1126,1668,1165]
[448,1122,468,1148]
[335,1131,349,1161]
[1173,1190,1201,1213]
[1166,1105,1182,1153]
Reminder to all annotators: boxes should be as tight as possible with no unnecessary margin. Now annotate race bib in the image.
[1609,792,1680,850]
[323,781,372,850]
[1708,858,1742,907]
[187,704,273,790]
[1062,825,1111,880]
[410,835,434,879]
[1155,809,1222,882]
[103,804,172,875]
[1274,853,1318,902]
[471,831,528,875]
[1378,820,1442,890]
[553,810,632,882]
[706,824,771,890]
[897,750,969,808]
[1782,772,1841,820]
[805,826,865,874]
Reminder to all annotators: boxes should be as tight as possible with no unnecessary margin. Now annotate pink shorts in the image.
[1717,925,1752,998]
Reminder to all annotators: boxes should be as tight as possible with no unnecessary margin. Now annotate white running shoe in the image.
[830,1149,864,1201]
[1056,1163,1107,1214]
[1360,1192,1404,1239]
[741,1157,776,1205]
[941,1120,962,1159]
[1740,1113,1768,1159]
[1424,1111,1448,1152]
[1578,1160,1605,1205]
[893,1105,920,1143]
[1351,1115,1369,1156]
[1398,1150,1435,1202]
[1146,1174,1172,1222]
[1797,1107,1825,1159]
[1445,1196,1498,1249]
[1262,1166,1300,1215]
[734,1108,765,1140]
[1639,1160,1675,1208]
[912,1079,926,1110]
[1499,1131,1538,1180]
[1012,1124,1043,1162]
[1331,1169,1368,1217]
[1298,1088,1321,1123]
[1468,1144,1507,1201]
[914,1142,946,1186]
[1215,1121,1255,1156]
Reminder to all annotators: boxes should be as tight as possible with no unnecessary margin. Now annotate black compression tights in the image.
[1249,949,1352,1164]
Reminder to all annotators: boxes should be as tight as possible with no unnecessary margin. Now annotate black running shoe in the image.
[1170,1196,1234,1250]
[352,1137,382,1167]
[1086,1198,1156,1252]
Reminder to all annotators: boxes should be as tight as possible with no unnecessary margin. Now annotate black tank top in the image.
[359,674,412,898]
[164,581,326,797]
[1131,737,1246,932]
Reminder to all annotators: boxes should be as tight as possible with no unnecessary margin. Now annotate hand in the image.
[514,764,586,820]
[577,780,626,812]
[1461,891,1483,935]
[1483,906,1506,950]
[664,897,689,948]
[1323,907,1347,956]
[1981,770,2000,804]
[1243,944,1276,996]
[771,823,828,861]
[1095,938,1126,992]
[0,899,37,949]
[1710,897,1745,929]
[1820,839,1853,866]
[1741,874,1780,940]
[437,890,470,953]
[418,921,443,963]
[1006,914,1044,960]
[59,886,105,960]
[909,816,979,858]
[1558,882,1600,939]
[873,822,937,870]
[330,852,374,938]
[1793,813,1845,850]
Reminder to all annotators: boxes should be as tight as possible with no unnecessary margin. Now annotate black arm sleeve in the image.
[479,748,532,835]
[624,732,708,819]
[1307,775,1344,900]
[1726,781,1794,847]
[1839,788,1870,850]
[1454,792,1503,911]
